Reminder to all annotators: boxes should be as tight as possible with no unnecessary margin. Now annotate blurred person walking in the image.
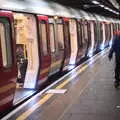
[108,31,120,88]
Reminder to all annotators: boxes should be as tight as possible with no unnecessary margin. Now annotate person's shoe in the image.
[114,82,119,88]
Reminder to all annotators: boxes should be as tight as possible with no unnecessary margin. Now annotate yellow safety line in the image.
[16,65,87,120]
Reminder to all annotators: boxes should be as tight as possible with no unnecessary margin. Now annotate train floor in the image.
[2,48,120,120]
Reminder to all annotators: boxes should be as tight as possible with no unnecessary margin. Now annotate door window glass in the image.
[90,22,95,48]
[64,22,70,50]
[78,23,82,46]
[0,18,12,68]
[39,21,48,55]
[56,24,64,49]
[83,22,88,44]
[49,24,55,53]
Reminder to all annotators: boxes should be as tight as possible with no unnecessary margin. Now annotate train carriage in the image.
[0,0,119,114]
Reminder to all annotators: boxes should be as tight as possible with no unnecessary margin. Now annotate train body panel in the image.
[0,11,17,112]
[37,15,51,88]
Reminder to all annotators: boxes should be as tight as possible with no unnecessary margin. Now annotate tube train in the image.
[0,0,120,113]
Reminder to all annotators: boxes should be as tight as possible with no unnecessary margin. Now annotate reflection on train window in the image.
[49,24,55,53]
[64,23,69,42]
[84,23,88,40]
[64,23,70,50]
[78,23,82,46]
[56,24,64,49]
[0,19,12,68]
[40,22,48,55]
[90,22,95,48]
[82,22,88,44]
[81,23,84,43]
[100,23,103,41]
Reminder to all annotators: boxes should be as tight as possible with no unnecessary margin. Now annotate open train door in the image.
[69,19,78,66]
[37,15,51,87]
[61,18,71,71]
[0,11,17,113]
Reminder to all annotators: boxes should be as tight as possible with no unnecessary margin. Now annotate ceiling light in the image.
[99,4,104,7]
[92,0,99,4]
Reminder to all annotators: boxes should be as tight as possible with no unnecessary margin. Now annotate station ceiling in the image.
[47,0,120,18]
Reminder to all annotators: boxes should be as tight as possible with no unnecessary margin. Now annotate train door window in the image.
[56,24,64,50]
[105,24,108,41]
[90,22,95,49]
[100,23,103,41]
[109,24,111,40]
[102,23,106,43]
[108,24,111,40]
[83,21,88,43]
[0,18,12,68]
[118,24,120,30]
[113,24,115,33]
[49,24,55,53]
[39,21,48,55]
[94,22,97,48]
[107,24,110,40]
[81,22,84,43]
[117,23,119,30]
[114,24,117,32]
[64,22,71,52]
[78,22,82,46]
[111,24,113,39]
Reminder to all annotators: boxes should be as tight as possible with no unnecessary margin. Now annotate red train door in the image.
[87,21,96,57]
[48,17,64,75]
[81,20,89,57]
[62,18,71,71]
[69,19,78,65]
[0,11,17,112]
[37,15,51,88]
[76,20,84,63]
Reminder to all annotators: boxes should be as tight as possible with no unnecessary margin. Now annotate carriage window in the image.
[56,24,64,49]
[39,21,48,55]
[0,18,12,68]
[49,24,55,53]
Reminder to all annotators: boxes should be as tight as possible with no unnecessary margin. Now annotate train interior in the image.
[13,13,39,104]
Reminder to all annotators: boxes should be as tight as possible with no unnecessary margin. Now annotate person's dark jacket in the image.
[108,34,120,60]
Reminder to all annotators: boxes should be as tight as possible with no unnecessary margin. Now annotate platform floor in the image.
[2,49,120,120]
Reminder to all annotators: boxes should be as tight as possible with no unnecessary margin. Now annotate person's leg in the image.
[114,57,120,88]
[115,66,119,82]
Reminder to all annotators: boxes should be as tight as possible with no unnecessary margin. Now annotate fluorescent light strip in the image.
[92,0,119,15]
